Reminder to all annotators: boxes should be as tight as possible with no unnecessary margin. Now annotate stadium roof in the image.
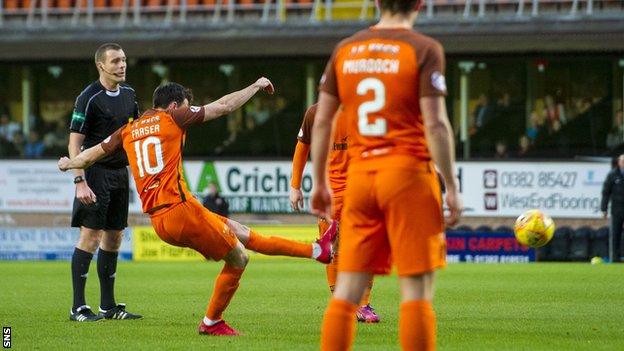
[0,17,623,61]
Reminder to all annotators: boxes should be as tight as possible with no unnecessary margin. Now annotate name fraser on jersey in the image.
[342,59,400,74]
[131,124,160,140]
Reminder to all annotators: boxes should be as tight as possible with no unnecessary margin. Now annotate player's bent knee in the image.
[223,245,249,269]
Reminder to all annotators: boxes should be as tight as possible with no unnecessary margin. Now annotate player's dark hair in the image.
[95,43,123,64]
[152,82,194,109]
[378,0,421,14]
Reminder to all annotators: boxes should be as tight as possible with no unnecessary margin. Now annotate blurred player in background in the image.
[59,79,336,336]
[68,43,141,322]
[289,103,379,323]
[310,0,463,349]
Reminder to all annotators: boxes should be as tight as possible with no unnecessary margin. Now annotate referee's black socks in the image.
[97,249,119,310]
[71,248,93,311]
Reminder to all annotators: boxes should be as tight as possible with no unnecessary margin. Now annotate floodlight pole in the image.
[305,63,316,108]
[459,61,475,160]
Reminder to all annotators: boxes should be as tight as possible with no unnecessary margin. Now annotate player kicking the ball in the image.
[59,79,336,336]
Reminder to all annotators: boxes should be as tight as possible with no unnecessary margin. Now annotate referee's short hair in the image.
[152,82,194,109]
[95,43,123,64]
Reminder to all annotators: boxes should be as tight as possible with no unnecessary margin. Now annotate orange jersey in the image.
[298,103,349,193]
[102,106,205,213]
[319,28,447,171]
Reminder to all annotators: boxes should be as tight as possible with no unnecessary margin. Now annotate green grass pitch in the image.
[1,225,623,350]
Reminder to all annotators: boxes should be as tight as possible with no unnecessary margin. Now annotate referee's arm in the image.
[69,93,96,204]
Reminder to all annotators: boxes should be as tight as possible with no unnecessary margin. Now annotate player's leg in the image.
[220,215,336,263]
[331,193,379,323]
[200,242,248,336]
[381,166,445,351]
[398,273,436,351]
[321,271,373,351]
[150,200,245,335]
[318,217,337,291]
[321,171,388,350]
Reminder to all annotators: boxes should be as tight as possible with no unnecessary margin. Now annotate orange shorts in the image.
[338,163,446,276]
[150,198,238,261]
[317,193,344,238]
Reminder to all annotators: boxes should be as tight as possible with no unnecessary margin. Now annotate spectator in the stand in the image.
[516,135,531,158]
[496,92,511,110]
[601,153,624,263]
[24,130,45,158]
[544,95,559,127]
[494,140,508,159]
[554,88,566,124]
[202,182,229,218]
[12,131,25,157]
[0,134,18,157]
[473,94,492,129]
[606,109,624,151]
[526,111,543,143]
[44,120,70,155]
[0,113,21,142]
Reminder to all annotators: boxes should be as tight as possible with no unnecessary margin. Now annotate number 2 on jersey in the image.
[357,78,387,136]
[133,136,164,177]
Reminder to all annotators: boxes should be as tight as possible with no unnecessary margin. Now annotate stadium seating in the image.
[474,225,493,232]
[568,226,592,261]
[538,226,572,261]
[590,226,609,259]
[454,224,473,232]
[494,225,513,233]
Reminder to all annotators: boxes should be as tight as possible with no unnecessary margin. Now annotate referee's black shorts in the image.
[71,164,129,231]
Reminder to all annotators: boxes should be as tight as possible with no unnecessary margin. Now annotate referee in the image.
[68,43,142,321]
[601,153,624,263]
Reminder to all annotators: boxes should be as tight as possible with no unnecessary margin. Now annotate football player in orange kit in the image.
[59,78,336,336]
[289,103,379,323]
[310,0,463,349]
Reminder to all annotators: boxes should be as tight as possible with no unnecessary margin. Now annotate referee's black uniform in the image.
[68,79,139,319]
[70,81,138,229]
[601,166,624,263]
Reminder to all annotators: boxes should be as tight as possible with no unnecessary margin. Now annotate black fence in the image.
[449,225,610,262]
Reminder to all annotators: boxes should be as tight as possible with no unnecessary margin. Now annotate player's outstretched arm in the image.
[310,92,339,218]
[421,95,462,226]
[202,77,274,122]
[58,144,107,171]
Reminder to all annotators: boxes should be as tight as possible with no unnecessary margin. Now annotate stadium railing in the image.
[1,0,622,28]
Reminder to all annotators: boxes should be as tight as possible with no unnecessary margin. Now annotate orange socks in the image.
[399,300,436,351]
[320,298,358,351]
[326,254,338,292]
[205,264,244,321]
[246,230,312,258]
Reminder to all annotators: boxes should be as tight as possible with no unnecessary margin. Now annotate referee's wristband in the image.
[73,176,85,184]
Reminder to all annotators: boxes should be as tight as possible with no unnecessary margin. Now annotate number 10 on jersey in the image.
[133,136,164,177]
